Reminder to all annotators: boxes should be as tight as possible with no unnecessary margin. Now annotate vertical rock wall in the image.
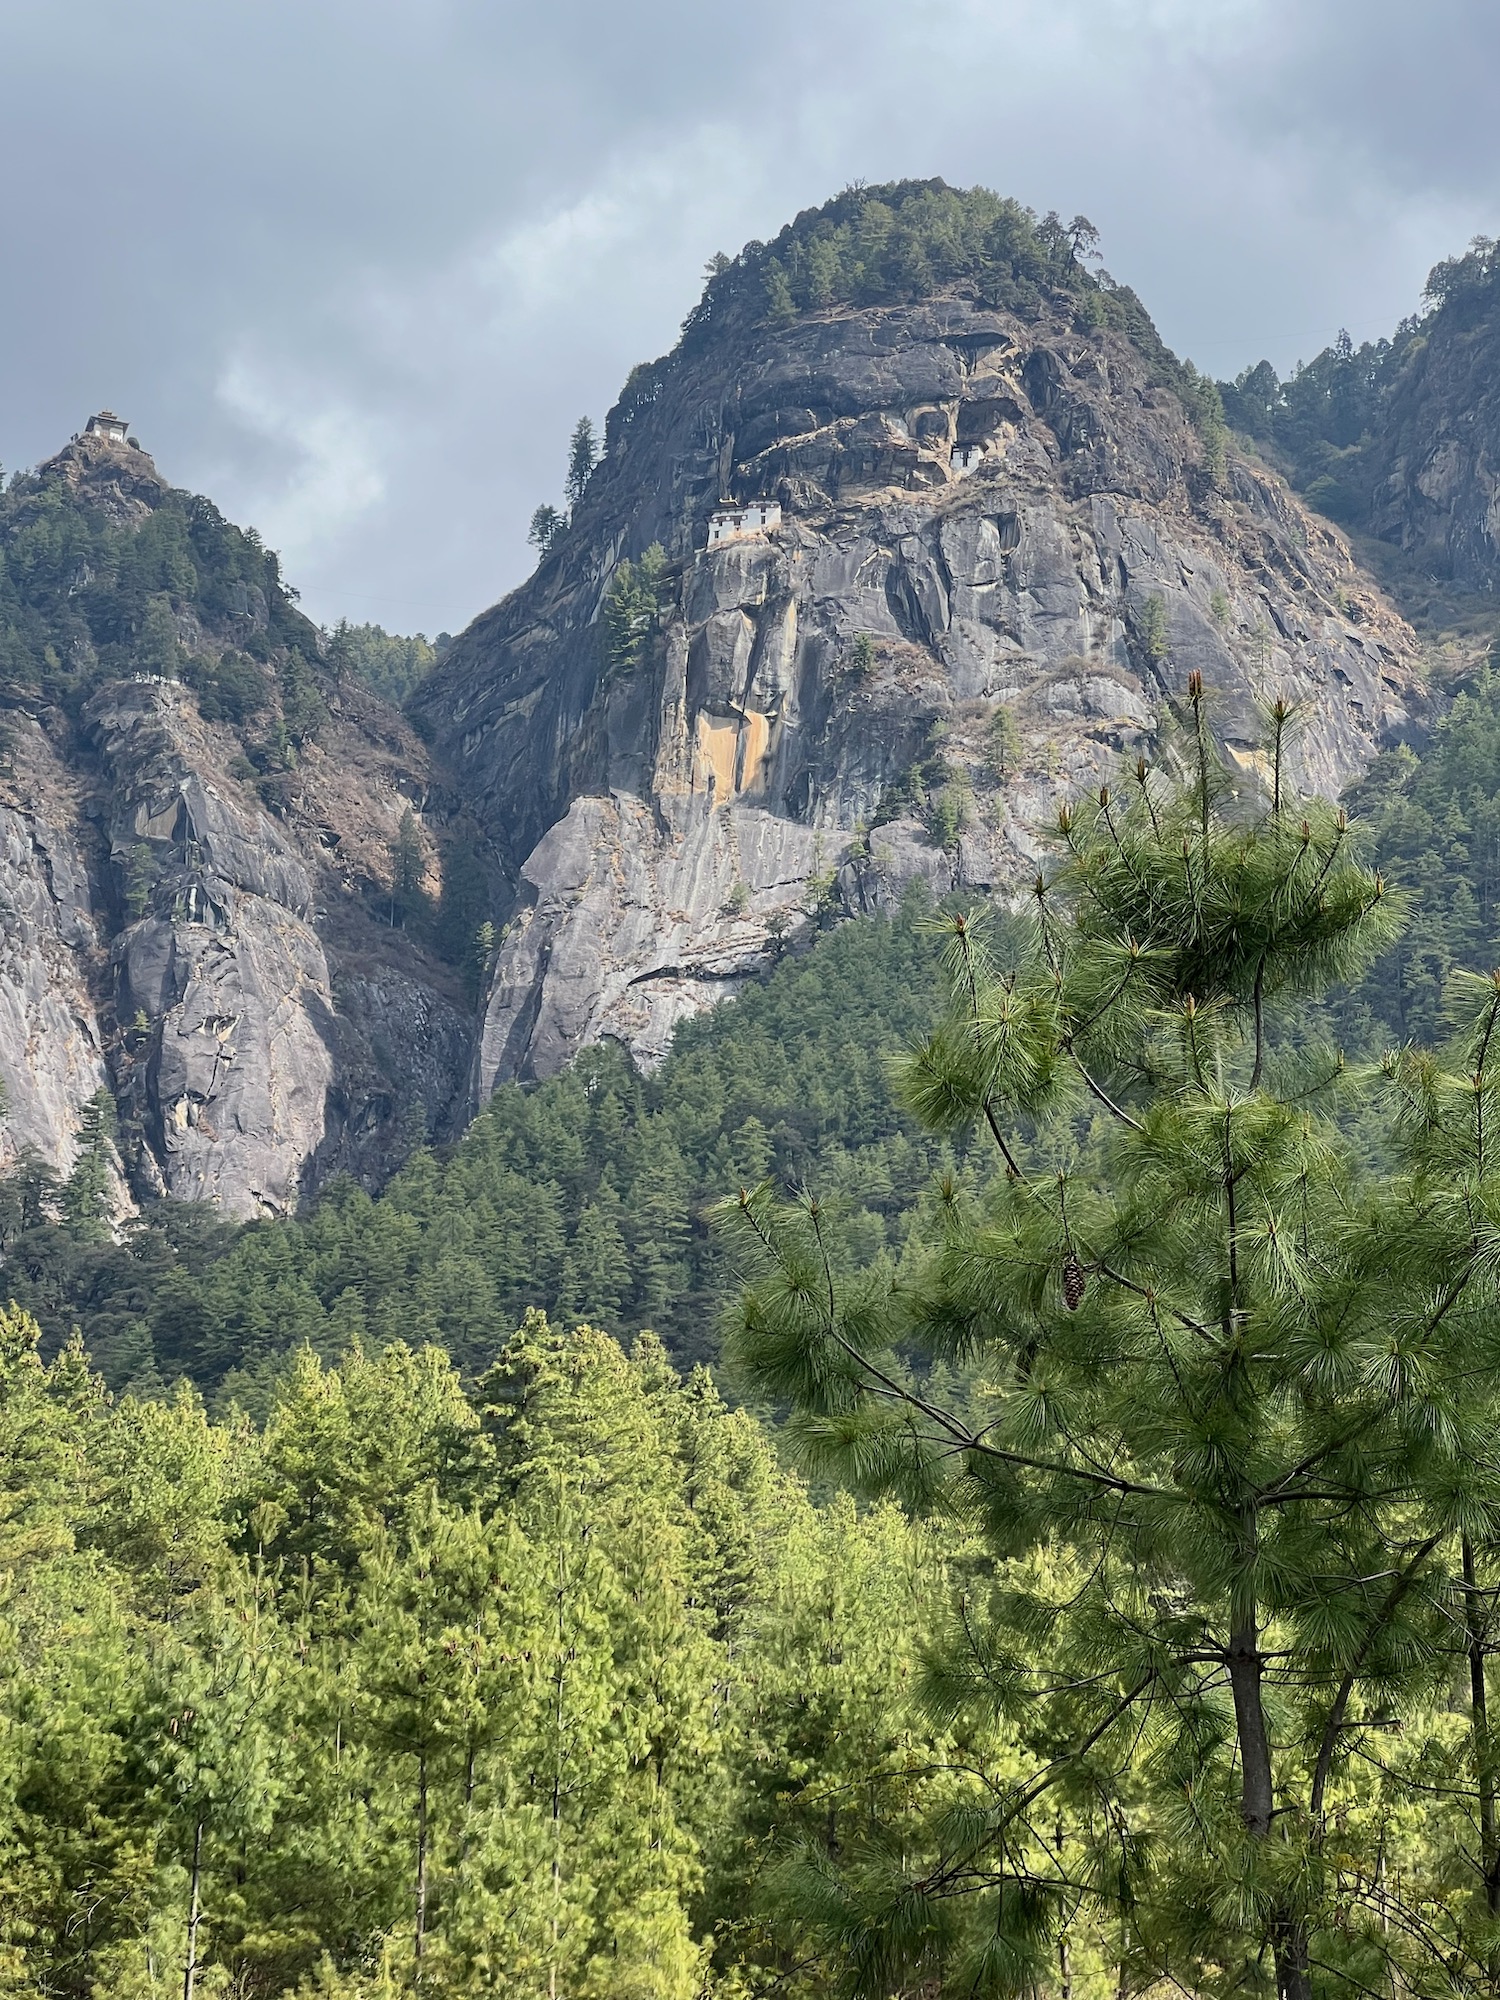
[418,293,1427,1089]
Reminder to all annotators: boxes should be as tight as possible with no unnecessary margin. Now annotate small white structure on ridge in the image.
[951,443,984,474]
[85,411,130,444]
[707,500,781,548]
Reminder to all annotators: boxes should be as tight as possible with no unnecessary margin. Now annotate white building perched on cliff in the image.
[707,500,781,548]
[84,410,130,444]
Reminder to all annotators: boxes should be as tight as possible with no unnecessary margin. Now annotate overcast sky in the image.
[1,0,1494,636]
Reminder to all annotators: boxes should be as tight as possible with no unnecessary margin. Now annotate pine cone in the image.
[1063,1254,1086,1312]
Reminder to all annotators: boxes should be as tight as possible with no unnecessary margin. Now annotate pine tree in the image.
[390,807,426,928]
[349,1491,544,1984]
[478,1317,718,1998]
[528,503,565,556]
[131,1581,285,2000]
[721,681,1500,1998]
[61,1087,116,1243]
[565,419,598,510]
[560,1193,631,1326]
[601,543,667,680]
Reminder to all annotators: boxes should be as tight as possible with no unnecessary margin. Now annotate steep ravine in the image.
[417,286,1427,1091]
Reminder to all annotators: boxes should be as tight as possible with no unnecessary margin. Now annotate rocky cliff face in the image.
[1364,291,1500,593]
[417,287,1426,1091]
[0,432,474,1216]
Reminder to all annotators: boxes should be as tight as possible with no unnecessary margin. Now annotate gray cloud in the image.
[1,0,1494,633]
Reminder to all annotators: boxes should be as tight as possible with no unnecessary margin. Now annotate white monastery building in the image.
[84,411,130,444]
[951,443,984,474]
[707,500,782,548]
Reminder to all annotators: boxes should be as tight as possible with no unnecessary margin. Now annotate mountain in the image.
[414,181,1425,1088]
[1220,238,1500,621]
[0,423,482,1217]
[2,181,1474,1224]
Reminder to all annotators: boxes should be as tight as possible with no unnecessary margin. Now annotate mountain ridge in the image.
[0,428,481,1216]
[415,182,1427,1085]
[11,179,1500,1211]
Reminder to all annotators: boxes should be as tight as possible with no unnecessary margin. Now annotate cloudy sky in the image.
[1,0,1494,636]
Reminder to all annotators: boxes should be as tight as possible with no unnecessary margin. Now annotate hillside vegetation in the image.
[9,708,1500,1993]
[0,1302,956,1998]
[12,186,1500,1998]
[10,666,1500,1405]
[611,179,1228,471]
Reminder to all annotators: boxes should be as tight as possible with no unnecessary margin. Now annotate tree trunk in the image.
[1227,1616,1274,1838]
[1228,1613,1311,2000]
[1464,1536,1500,1921]
[414,1749,428,1972]
[182,1818,204,2000]
[1056,1815,1072,2000]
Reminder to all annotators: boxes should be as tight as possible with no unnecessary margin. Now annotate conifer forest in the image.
[12,176,1500,2000]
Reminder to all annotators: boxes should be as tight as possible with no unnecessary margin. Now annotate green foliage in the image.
[0,912,950,1389]
[1342,666,1500,1045]
[701,183,1104,330]
[1210,240,1500,528]
[528,503,565,557]
[468,919,498,1002]
[718,697,1500,1997]
[565,417,599,510]
[0,1306,944,1997]
[985,703,1022,781]
[434,834,493,980]
[654,180,1229,465]
[121,840,157,919]
[278,648,329,748]
[328,620,437,705]
[60,1089,117,1245]
[1134,590,1169,666]
[389,807,427,929]
[1176,361,1229,487]
[0,466,313,716]
[926,777,969,849]
[602,542,668,679]
[182,646,272,723]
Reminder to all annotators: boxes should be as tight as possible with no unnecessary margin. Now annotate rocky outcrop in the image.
[89,682,473,1217]
[0,721,113,1177]
[1364,297,1500,592]
[417,289,1426,1091]
[0,433,477,1218]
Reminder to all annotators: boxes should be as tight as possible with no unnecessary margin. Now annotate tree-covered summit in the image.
[0,437,438,729]
[0,437,322,717]
[608,179,1226,460]
[693,180,1111,330]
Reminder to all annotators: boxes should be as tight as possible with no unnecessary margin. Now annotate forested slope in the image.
[0,906,954,1396]
[11,652,1500,1401]
[0,1303,952,1997]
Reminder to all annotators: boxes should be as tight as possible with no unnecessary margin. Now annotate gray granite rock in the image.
[0,440,477,1219]
[416,289,1427,1088]
[0,761,113,1178]
[88,683,472,1218]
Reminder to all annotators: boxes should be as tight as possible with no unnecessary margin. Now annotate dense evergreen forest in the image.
[1218,234,1500,601]
[0,442,440,754]
[0,454,316,722]
[16,191,1500,1996]
[14,663,1500,1407]
[12,696,1500,1994]
[0,1302,948,1997]
[0,909,952,1397]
